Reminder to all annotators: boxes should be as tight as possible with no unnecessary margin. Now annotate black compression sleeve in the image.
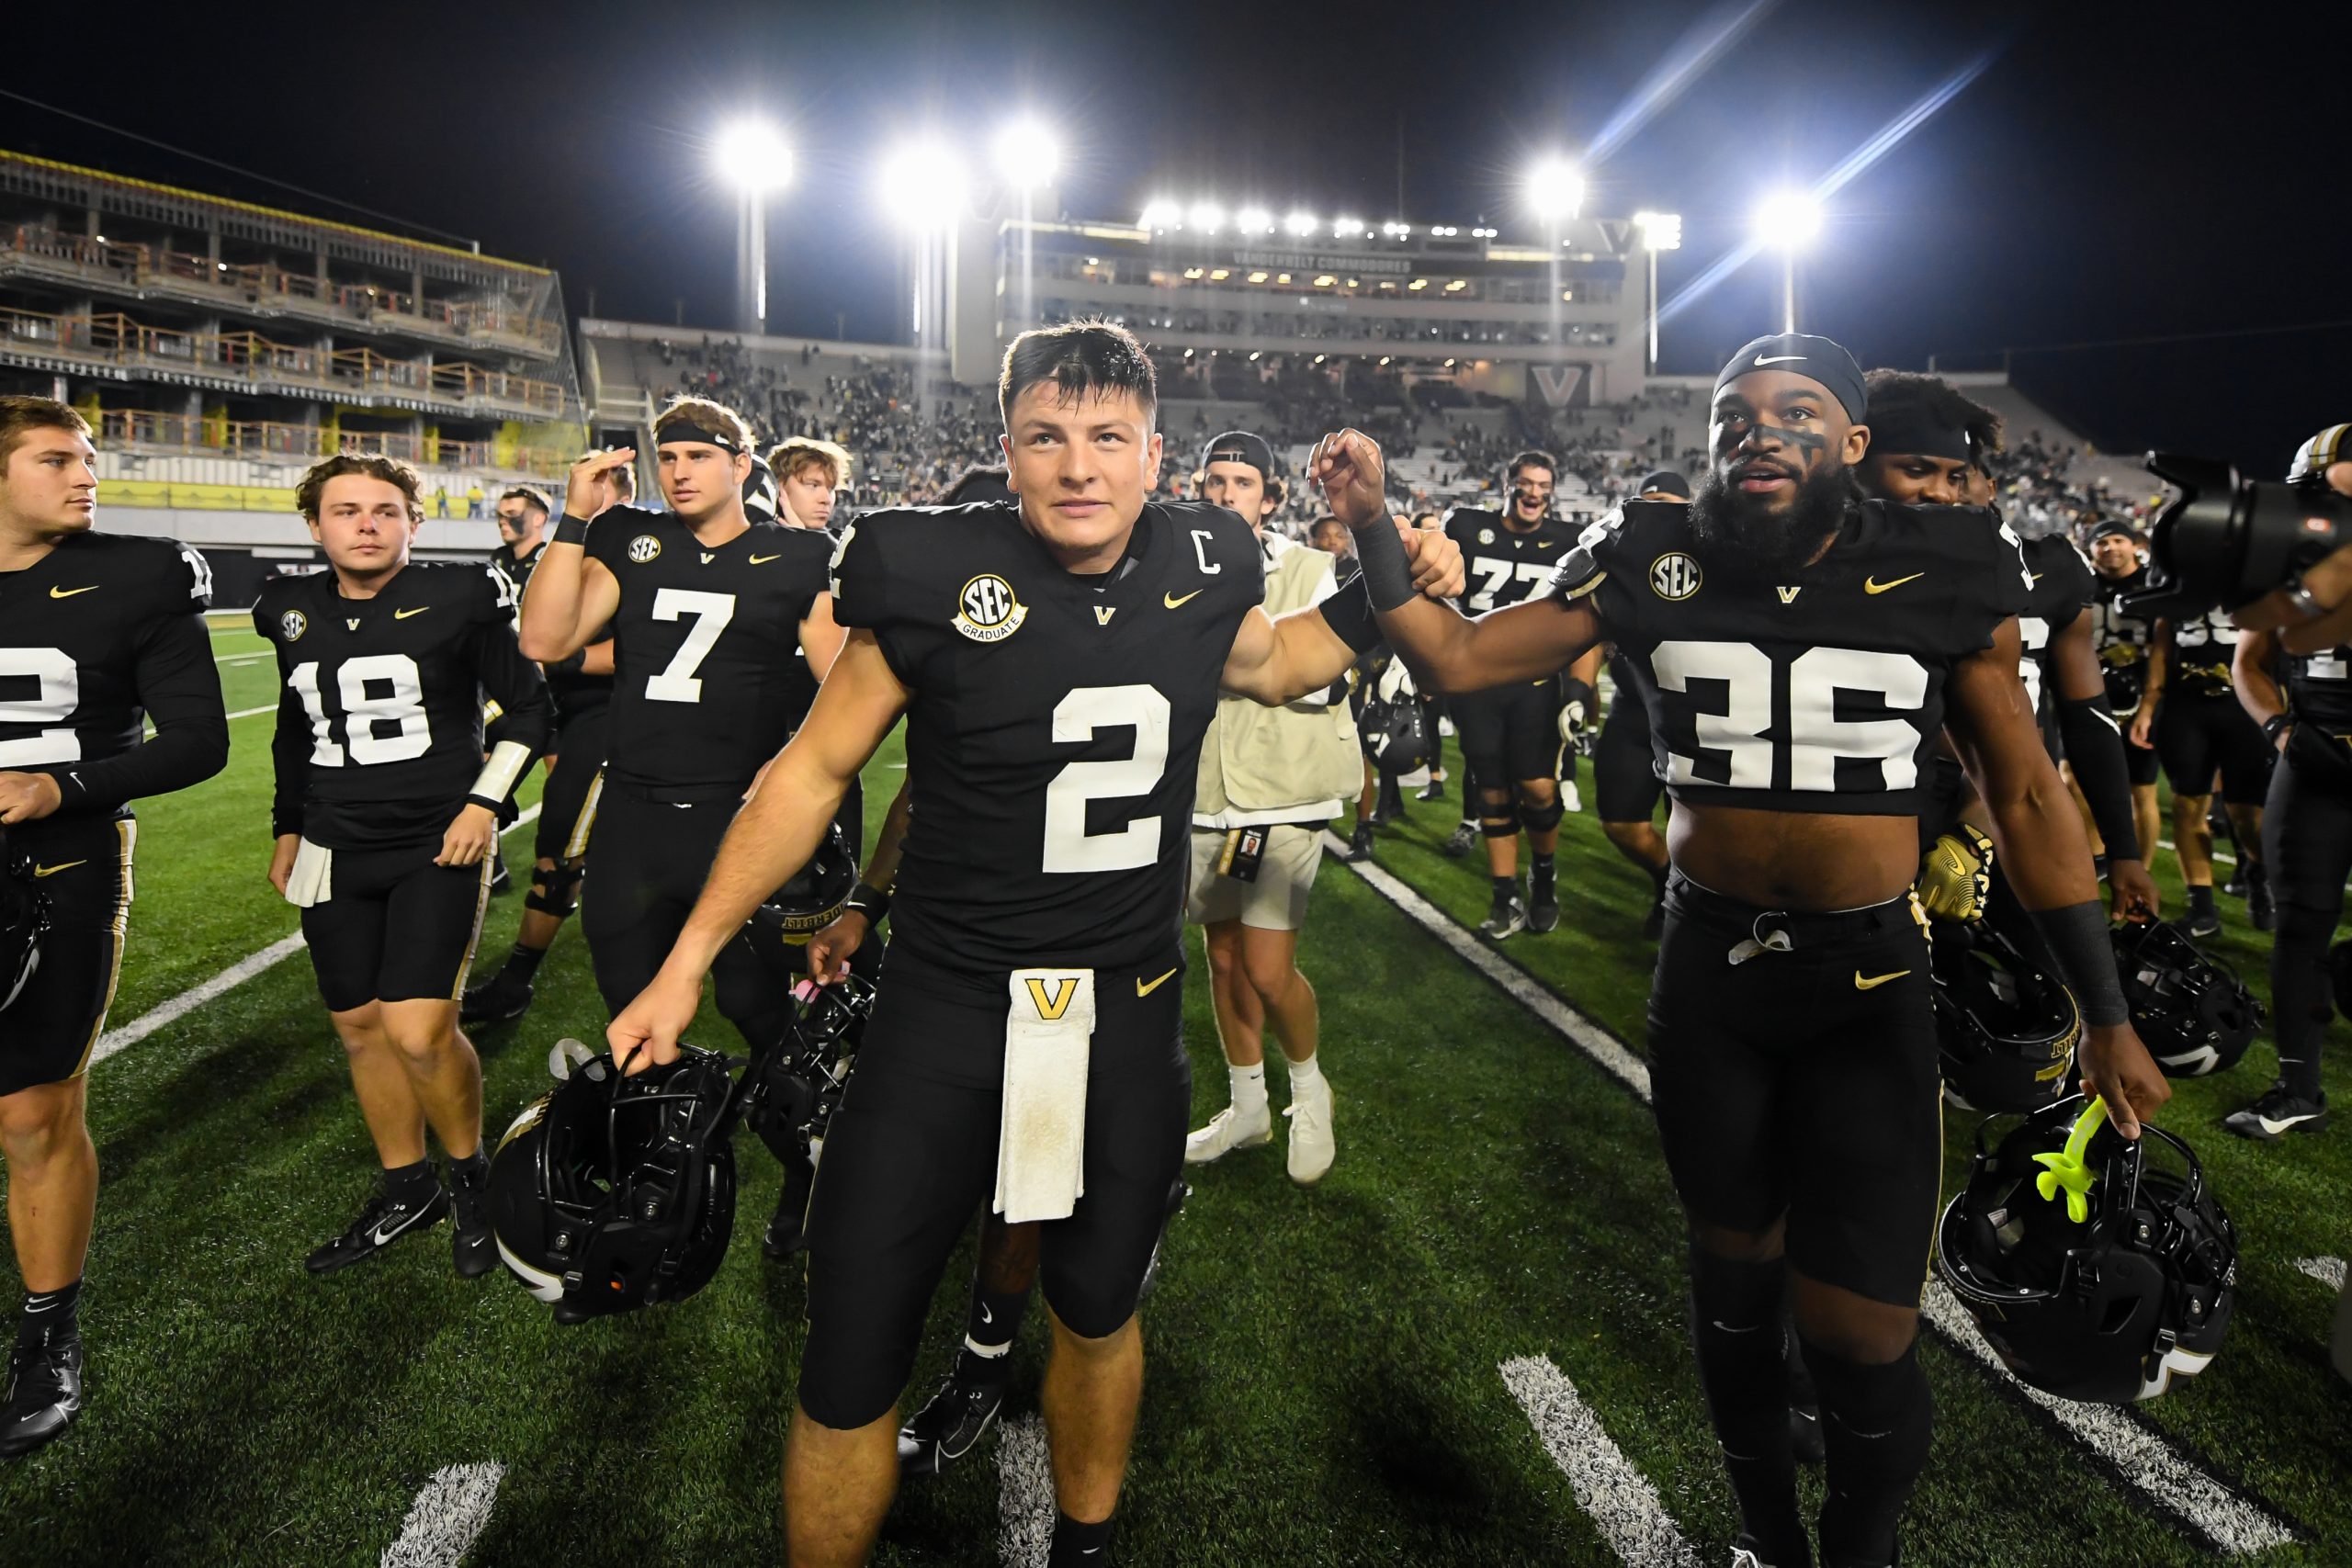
[2030,899,2131,1027]
[1316,572,1383,654]
[1349,514,1417,611]
[46,611,228,814]
[268,682,310,839]
[2057,693,2141,862]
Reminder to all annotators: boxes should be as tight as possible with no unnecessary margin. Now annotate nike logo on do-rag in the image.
[1754,354,1807,366]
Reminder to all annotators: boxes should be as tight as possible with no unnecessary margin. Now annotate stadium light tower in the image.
[879,141,970,418]
[714,119,793,337]
[1633,210,1681,373]
[1752,190,1822,333]
[994,118,1059,333]
[1525,156,1585,225]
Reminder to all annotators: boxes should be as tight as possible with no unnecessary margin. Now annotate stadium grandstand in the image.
[0,149,584,602]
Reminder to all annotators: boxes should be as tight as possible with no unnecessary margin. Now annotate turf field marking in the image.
[1500,1355,1702,1567]
[2297,1257,2347,1291]
[995,1414,1055,1567]
[1324,834,2298,1557]
[228,703,278,720]
[92,805,541,1066]
[380,1461,504,1568]
[214,651,268,665]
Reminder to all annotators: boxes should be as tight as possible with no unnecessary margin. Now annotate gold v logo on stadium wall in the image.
[1024,976,1080,1021]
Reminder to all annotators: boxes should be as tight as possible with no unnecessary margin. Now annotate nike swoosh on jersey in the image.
[1863,573,1926,594]
[1163,590,1204,610]
[1754,354,1807,366]
[748,553,783,564]
[394,606,430,619]
[1854,968,1912,990]
[31,860,87,877]
[48,584,98,599]
[1136,966,1179,997]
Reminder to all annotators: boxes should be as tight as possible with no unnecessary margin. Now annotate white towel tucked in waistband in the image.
[993,968,1095,1224]
[284,838,334,908]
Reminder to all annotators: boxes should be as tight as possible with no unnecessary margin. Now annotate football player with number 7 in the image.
[1334,333,2170,1568]
[605,322,1462,1568]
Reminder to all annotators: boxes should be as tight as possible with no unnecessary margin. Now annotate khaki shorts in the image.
[1186,824,1325,931]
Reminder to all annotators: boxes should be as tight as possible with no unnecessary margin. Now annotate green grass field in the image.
[0,615,2345,1565]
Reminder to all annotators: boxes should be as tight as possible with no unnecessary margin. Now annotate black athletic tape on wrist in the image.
[553,512,590,545]
[2055,694,2140,865]
[1351,513,1418,612]
[2030,899,2130,1027]
[1317,572,1383,654]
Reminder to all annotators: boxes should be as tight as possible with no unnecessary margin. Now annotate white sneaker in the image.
[1284,1077,1335,1185]
[1185,1102,1272,1164]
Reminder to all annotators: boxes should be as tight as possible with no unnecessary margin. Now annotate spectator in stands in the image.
[463,482,483,518]
[433,485,451,519]
[1308,515,1353,560]
[765,437,852,532]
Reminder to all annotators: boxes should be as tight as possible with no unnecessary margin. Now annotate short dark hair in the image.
[998,320,1157,431]
[1861,369,2003,457]
[941,466,1015,506]
[1507,449,1557,484]
[298,454,424,524]
[0,396,92,469]
[497,486,552,518]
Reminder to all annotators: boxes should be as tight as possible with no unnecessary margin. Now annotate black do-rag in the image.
[1635,469,1691,499]
[1202,430,1280,484]
[1866,404,1974,465]
[1714,333,1867,423]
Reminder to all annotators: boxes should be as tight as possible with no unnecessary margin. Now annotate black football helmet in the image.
[742,453,781,526]
[745,974,878,1166]
[1929,907,2081,1114]
[0,836,49,1014]
[488,1044,742,1323]
[1938,1095,2236,1404]
[749,821,857,949]
[2111,919,2264,1077]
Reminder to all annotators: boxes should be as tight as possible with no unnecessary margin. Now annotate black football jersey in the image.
[0,532,225,819]
[256,562,551,851]
[1444,507,1580,614]
[2016,533,2096,716]
[493,539,612,724]
[831,500,1265,975]
[2286,643,2352,730]
[2162,609,2241,700]
[587,507,832,795]
[2089,570,2154,716]
[1553,498,2031,817]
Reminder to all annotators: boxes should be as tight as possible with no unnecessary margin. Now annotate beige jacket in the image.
[1193,534,1363,828]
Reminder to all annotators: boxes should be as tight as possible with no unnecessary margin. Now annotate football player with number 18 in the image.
[0,397,227,1459]
[1341,334,2169,1568]
[605,321,1462,1568]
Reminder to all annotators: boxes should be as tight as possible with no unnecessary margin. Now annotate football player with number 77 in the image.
[1328,333,2169,1568]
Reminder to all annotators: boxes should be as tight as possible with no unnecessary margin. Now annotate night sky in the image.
[6,0,2344,471]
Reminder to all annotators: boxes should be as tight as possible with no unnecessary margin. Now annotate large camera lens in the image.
[2128,453,2352,616]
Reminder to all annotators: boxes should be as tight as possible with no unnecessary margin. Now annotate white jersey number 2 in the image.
[1041,684,1172,874]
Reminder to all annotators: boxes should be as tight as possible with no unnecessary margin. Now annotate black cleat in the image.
[2223,1082,2329,1142]
[897,1348,1012,1477]
[1527,893,1560,934]
[1415,776,1447,802]
[763,1186,809,1260]
[460,965,535,1025]
[450,1162,495,1280]
[1440,823,1477,860]
[1479,892,1529,941]
[2185,897,2222,941]
[305,1182,449,1276]
[0,1333,83,1461]
[2248,878,2276,932]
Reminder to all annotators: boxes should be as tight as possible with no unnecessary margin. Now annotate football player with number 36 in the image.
[0,397,227,1458]
[605,321,1461,1568]
[1337,333,2169,1568]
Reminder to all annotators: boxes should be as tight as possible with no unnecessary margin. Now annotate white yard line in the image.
[214,651,268,666]
[92,806,540,1066]
[228,703,277,719]
[2297,1257,2347,1292]
[380,1461,504,1568]
[2154,837,2237,867]
[1499,1355,1701,1568]
[1325,832,2296,1557]
[995,1415,1056,1568]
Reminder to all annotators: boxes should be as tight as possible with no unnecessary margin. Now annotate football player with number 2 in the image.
[0,397,227,1458]
[257,456,553,1280]
[1343,334,2168,1568]
[605,322,1460,1568]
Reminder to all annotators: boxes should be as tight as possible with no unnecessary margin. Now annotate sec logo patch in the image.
[1649,552,1702,601]
[628,534,662,564]
[953,573,1027,643]
[279,609,308,641]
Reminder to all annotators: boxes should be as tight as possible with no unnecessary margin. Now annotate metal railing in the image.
[99,409,575,479]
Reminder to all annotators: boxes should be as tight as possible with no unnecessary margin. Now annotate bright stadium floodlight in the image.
[1140,197,1182,230]
[1189,200,1226,235]
[879,141,969,230]
[1332,215,1363,238]
[1283,209,1318,237]
[1752,190,1824,333]
[714,119,793,192]
[994,118,1060,191]
[1235,206,1274,236]
[1525,157,1584,223]
[1633,209,1683,252]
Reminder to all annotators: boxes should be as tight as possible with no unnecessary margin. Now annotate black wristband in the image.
[1350,513,1417,612]
[2030,899,2131,1027]
[844,883,891,923]
[554,513,590,545]
[2263,712,2292,743]
[1317,572,1383,654]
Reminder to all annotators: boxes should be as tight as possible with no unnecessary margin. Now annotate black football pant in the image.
[300,842,491,1014]
[0,815,134,1098]
[2154,693,2270,807]
[2262,730,2352,1100]
[580,787,795,1054]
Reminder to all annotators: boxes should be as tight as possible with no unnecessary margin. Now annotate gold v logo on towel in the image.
[1023,976,1080,1021]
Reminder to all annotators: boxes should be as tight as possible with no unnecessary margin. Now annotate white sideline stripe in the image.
[91,805,541,1066]
[229,703,277,719]
[1500,1355,1701,1567]
[381,1461,504,1568]
[995,1414,1056,1568]
[2154,837,2237,868]
[1323,833,2296,1557]
[2297,1257,2347,1292]
[214,652,267,666]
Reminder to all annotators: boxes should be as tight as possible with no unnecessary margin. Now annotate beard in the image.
[1689,461,1859,578]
